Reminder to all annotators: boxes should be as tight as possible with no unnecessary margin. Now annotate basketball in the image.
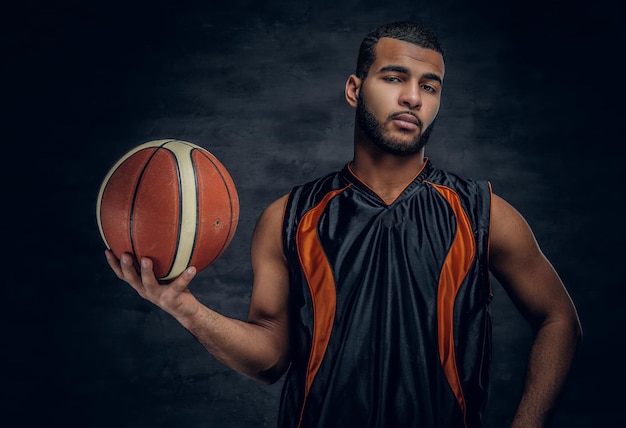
[96,139,239,280]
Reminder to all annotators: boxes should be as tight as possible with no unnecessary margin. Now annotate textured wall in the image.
[5,0,624,426]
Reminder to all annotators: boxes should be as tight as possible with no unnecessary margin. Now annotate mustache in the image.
[388,111,423,128]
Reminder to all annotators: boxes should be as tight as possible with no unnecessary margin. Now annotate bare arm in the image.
[105,195,291,384]
[489,194,582,427]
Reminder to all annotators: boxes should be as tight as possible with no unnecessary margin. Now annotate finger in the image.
[104,250,124,279]
[139,257,161,291]
[169,266,197,294]
[118,252,143,288]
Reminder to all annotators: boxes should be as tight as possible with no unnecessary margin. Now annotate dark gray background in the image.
[5,0,624,426]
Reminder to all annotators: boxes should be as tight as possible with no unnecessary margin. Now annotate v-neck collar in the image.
[341,158,434,207]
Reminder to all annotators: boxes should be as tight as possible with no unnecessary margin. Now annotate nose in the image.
[398,82,421,110]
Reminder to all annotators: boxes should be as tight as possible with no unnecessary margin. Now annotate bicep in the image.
[247,195,291,348]
[489,194,577,329]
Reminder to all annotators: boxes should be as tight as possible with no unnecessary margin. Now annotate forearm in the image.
[176,304,289,384]
[105,211,292,385]
[511,317,582,427]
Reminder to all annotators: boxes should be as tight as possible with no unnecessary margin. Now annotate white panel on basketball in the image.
[160,140,200,280]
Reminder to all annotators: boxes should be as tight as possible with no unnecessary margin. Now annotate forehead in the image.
[372,37,445,78]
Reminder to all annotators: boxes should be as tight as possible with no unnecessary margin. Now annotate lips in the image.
[391,113,421,130]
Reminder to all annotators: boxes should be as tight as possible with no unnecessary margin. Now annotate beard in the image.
[356,92,435,156]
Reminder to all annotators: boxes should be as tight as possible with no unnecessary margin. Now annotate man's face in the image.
[353,38,445,155]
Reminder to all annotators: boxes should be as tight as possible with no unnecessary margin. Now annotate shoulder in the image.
[257,194,290,230]
[490,194,532,239]
[489,193,541,266]
[251,194,290,264]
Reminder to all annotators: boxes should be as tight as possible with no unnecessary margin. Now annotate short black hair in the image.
[356,21,444,79]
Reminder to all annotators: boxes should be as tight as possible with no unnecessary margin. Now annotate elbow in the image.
[252,360,290,385]
[564,305,583,348]
[244,345,291,385]
[532,311,583,350]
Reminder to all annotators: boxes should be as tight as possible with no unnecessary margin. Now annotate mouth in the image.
[390,113,422,131]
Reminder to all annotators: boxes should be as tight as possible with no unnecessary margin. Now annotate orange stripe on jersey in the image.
[295,185,351,428]
[427,181,476,428]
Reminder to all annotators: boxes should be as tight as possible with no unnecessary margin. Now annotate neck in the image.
[350,141,426,204]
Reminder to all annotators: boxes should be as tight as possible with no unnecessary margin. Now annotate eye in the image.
[421,84,437,93]
[382,76,402,83]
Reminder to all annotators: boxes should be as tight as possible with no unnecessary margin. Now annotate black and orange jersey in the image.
[279,159,492,428]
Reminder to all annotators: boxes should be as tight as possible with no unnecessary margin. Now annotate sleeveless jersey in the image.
[279,159,492,428]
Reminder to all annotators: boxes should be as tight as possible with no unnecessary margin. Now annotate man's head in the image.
[346,22,445,156]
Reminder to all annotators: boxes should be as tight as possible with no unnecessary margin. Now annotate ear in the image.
[345,74,361,108]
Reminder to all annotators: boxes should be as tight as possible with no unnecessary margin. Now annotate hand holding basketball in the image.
[105,250,202,320]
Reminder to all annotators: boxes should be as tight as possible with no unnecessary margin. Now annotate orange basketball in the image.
[96,139,239,280]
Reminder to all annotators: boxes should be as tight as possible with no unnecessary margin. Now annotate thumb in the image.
[170,266,197,292]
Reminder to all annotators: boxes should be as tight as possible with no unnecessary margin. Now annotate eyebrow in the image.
[378,65,443,84]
